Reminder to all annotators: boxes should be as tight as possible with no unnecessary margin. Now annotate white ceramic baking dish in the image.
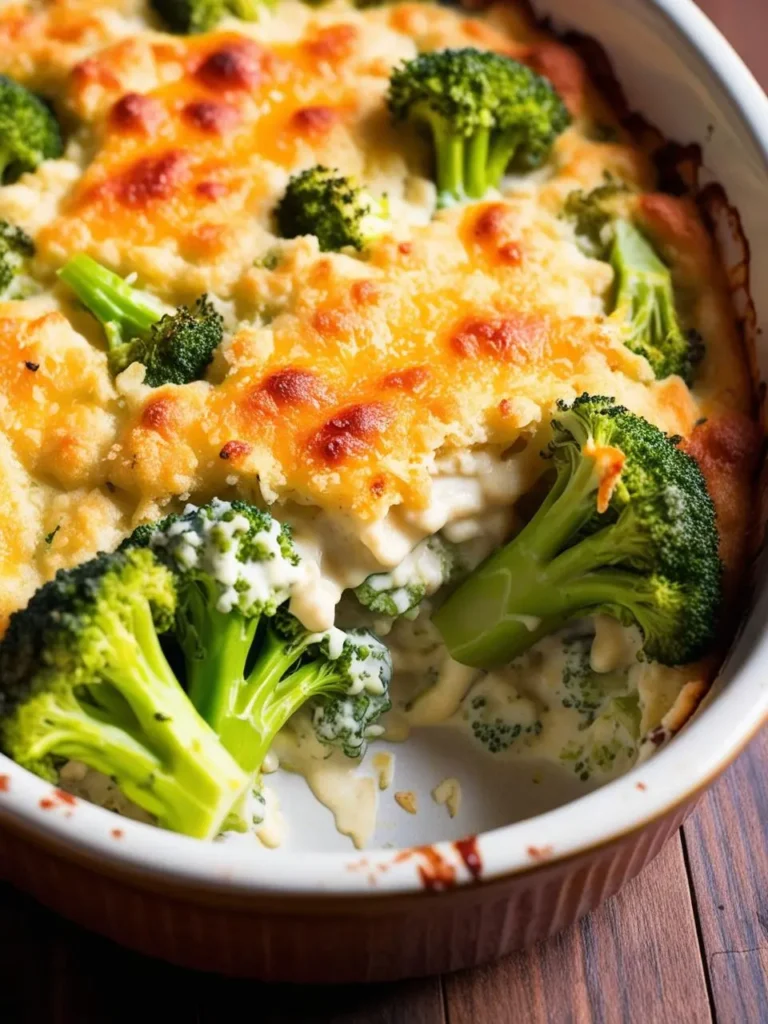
[0,0,766,982]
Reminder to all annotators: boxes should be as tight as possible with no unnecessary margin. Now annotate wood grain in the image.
[682,730,768,1024]
[444,836,712,1024]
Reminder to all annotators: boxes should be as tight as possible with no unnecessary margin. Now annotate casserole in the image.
[0,0,766,981]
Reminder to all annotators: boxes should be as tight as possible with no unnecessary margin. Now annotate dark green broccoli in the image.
[354,535,458,618]
[58,254,223,386]
[611,219,700,383]
[387,48,570,206]
[0,548,249,838]
[0,220,35,299]
[0,76,63,185]
[433,395,721,669]
[123,500,390,784]
[275,166,390,253]
[150,0,274,33]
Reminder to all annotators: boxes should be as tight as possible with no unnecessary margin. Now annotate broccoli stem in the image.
[428,117,465,204]
[183,594,258,727]
[486,131,522,187]
[432,454,638,666]
[58,254,161,350]
[74,596,249,836]
[232,658,340,772]
[35,706,236,836]
[219,631,325,773]
[465,128,491,198]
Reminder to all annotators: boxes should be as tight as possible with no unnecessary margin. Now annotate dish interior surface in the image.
[0,0,765,875]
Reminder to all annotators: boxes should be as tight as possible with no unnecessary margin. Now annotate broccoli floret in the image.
[122,498,303,715]
[387,49,570,207]
[433,395,721,669]
[129,499,393,770]
[610,219,699,383]
[142,520,392,766]
[562,183,701,382]
[58,254,223,386]
[562,179,629,258]
[275,166,390,253]
[0,76,63,185]
[0,548,249,838]
[354,535,459,618]
[150,0,273,33]
[0,219,35,299]
[126,501,391,775]
[308,628,392,757]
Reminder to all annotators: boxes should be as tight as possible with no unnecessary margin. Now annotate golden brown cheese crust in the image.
[0,0,756,636]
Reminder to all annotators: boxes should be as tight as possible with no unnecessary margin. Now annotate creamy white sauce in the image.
[274,722,379,850]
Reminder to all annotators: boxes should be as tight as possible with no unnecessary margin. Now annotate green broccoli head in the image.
[0,548,249,838]
[610,219,700,383]
[58,254,223,386]
[303,627,393,758]
[433,394,721,668]
[354,534,459,618]
[387,48,570,206]
[0,75,63,185]
[275,166,390,253]
[562,179,630,258]
[111,295,224,386]
[0,219,35,299]
[123,499,303,717]
[150,0,273,33]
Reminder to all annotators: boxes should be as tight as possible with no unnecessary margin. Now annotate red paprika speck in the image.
[0,774,9,792]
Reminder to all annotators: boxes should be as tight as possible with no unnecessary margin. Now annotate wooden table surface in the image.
[1,1,767,1021]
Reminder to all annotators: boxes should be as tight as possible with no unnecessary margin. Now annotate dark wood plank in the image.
[682,729,768,1024]
[0,880,445,1024]
[444,836,712,1024]
[680,6,768,1021]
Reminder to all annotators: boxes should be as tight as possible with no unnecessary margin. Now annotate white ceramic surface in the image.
[0,0,766,897]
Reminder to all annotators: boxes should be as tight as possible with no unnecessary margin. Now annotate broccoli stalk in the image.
[199,610,392,771]
[0,549,249,838]
[0,220,35,299]
[0,75,63,184]
[58,254,223,386]
[387,49,570,206]
[433,395,721,669]
[610,219,697,383]
[275,166,390,253]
